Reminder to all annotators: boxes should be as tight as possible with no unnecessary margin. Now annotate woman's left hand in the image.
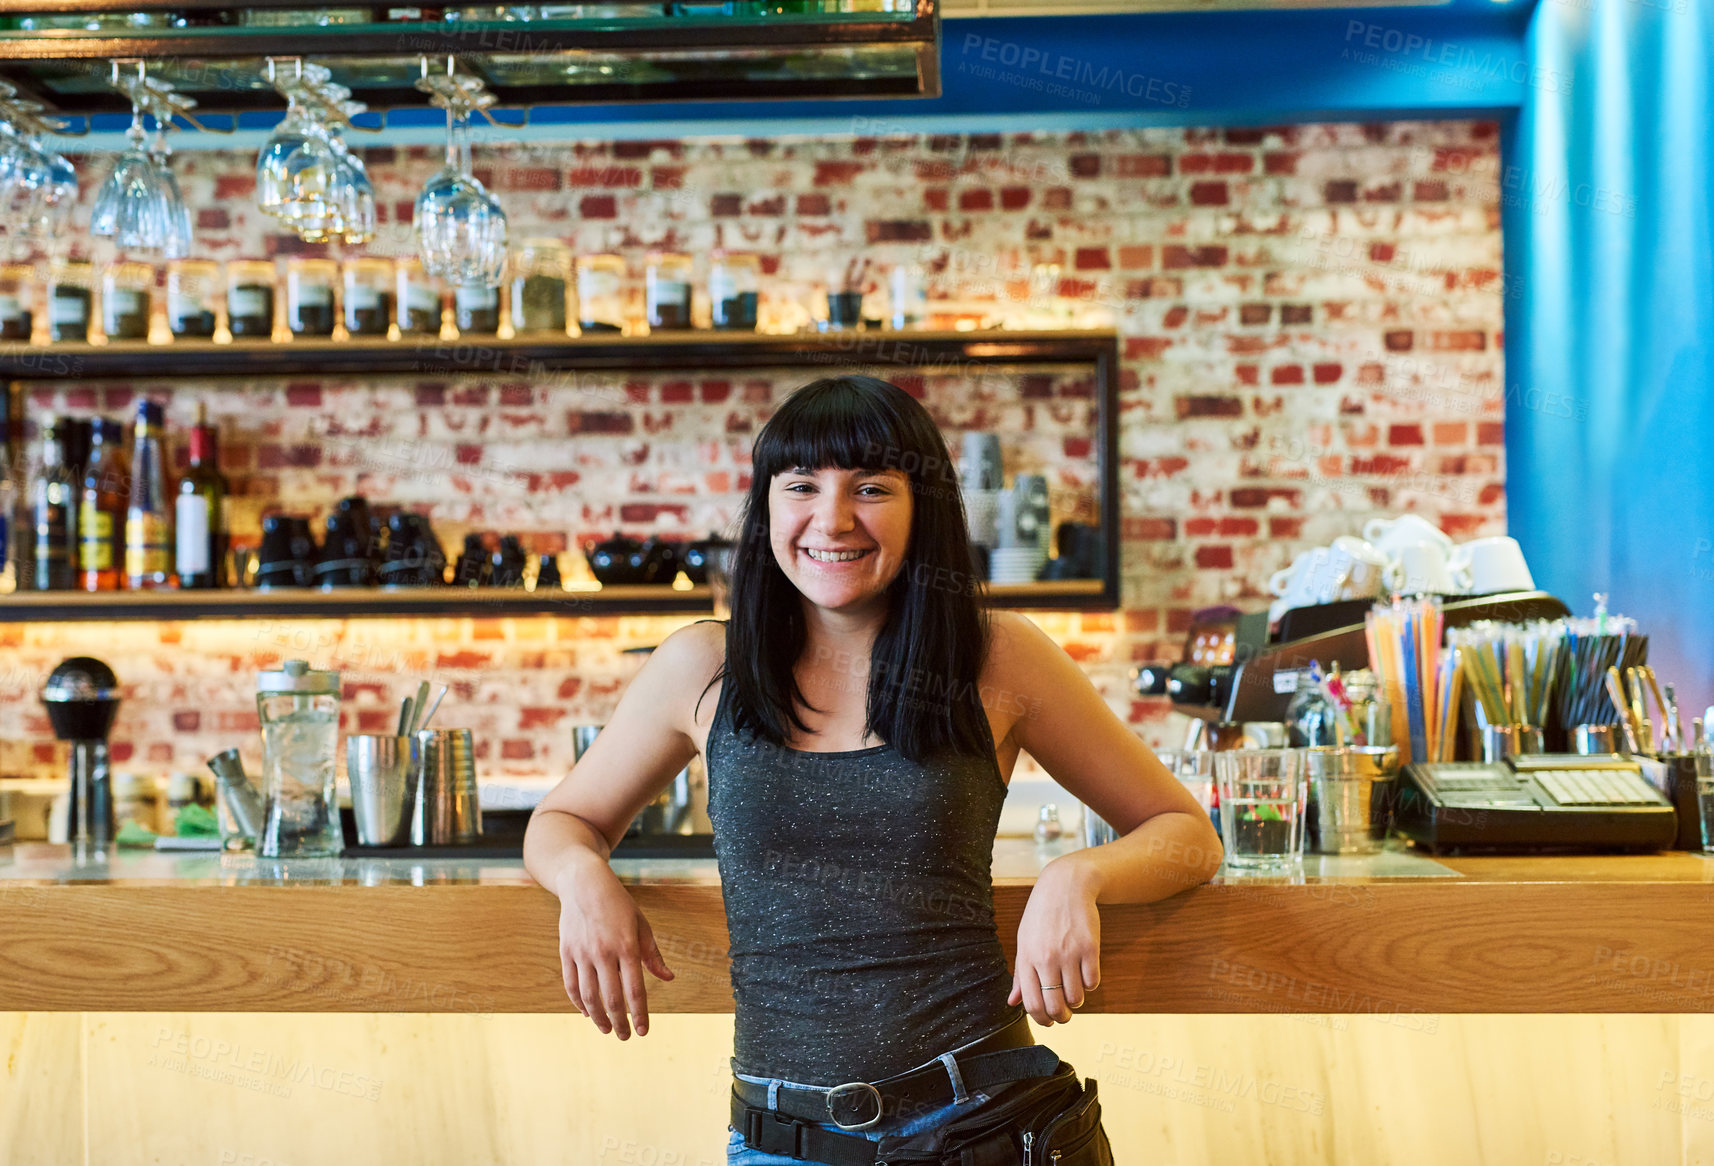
[1007,859,1100,1025]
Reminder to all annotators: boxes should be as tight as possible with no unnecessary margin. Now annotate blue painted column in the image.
[1509,0,1714,716]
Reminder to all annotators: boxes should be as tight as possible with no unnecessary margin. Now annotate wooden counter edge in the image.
[3,878,1714,1014]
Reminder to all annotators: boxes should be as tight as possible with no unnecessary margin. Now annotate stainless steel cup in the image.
[411,728,480,846]
[1306,745,1399,855]
[347,734,416,847]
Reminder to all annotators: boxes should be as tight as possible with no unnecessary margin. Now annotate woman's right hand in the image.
[556,856,676,1039]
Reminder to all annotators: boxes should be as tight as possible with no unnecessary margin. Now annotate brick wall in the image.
[0,120,1506,783]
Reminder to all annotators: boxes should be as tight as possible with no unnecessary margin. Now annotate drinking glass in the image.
[1214,749,1307,871]
[1694,749,1714,854]
[90,111,170,251]
[147,120,191,258]
[414,98,507,287]
[1156,747,1217,829]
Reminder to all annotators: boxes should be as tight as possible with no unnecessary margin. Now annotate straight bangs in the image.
[750,379,915,485]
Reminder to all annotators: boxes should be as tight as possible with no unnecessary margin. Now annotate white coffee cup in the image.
[1449,536,1534,595]
[1268,550,1312,599]
[1280,547,1333,611]
[1383,543,1456,595]
[1364,514,1454,560]
[1320,536,1387,602]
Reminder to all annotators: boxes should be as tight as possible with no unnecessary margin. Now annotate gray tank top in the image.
[705,668,1025,1086]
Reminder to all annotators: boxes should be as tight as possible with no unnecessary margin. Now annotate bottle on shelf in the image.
[125,400,174,590]
[30,416,78,591]
[80,417,130,592]
[176,403,228,589]
[0,415,15,593]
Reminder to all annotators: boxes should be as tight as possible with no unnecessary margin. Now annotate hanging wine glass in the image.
[414,64,507,288]
[147,116,191,259]
[89,101,170,251]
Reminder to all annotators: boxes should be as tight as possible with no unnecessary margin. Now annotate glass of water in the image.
[1156,748,1217,830]
[1694,749,1714,853]
[1215,749,1307,871]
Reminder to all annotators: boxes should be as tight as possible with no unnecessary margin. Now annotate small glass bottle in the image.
[646,252,694,331]
[256,660,344,858]
[709,252,760,331]
[176,402,228,589]
[284,257,338,337]
[0,263,37,342]
[166,259,220,339]
[225,260,277,339]
[49,258,94,343]
[343,257,393,337]
[575,254,625,334]
[30,416,78,591]
[125,399,173,590]
[79,417,130,592]
[395,258,442,335]
[101,260,155,342]
[454,281,500,334]
[890,262,926,330]
[508,238,571,335]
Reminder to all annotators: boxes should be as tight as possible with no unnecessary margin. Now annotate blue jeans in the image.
[726,1067,993,1166]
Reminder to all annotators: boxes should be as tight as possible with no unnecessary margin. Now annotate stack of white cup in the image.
[1266,515,1537,623]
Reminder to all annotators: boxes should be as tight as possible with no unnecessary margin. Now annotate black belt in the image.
[730,1012,1059,1163]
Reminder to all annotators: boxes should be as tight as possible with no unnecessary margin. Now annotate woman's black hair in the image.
[716,374,992,763]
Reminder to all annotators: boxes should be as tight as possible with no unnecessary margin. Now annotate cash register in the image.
[1392,753,1678,853]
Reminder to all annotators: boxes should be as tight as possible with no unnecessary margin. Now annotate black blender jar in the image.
[39,657,121,858]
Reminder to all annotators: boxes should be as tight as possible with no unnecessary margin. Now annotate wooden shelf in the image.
[3,329,1123,619]
[0,579,1110,622]
[0,330,1119,379]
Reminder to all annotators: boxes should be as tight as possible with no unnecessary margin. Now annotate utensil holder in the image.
[1479,724,1543,763]
[1304,746,1399,855]
[347,734,416,847]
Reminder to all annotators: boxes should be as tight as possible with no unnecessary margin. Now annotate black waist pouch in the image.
[875,1061,1114,1166]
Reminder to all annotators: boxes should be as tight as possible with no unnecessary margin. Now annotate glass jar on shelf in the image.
[225,259,276,340]
[454,281,500,335]
[575,253,625,334]
[0,263,37,342]
[645,251,693,331]
[890,261,926,330]
[283,257,337,337]
[709,251,759,331]
[101,260,155,342]
[343,257,393,338]
[166,259,220,339]
[49,258,94,343]
[508,238,571,336]
[395,258,443,336]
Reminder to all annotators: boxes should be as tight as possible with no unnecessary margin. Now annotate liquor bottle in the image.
[125,400,174,590]
[175,403,227,589]
[30,416,78,591]
[0,415,15,593]
[79,417,130,592]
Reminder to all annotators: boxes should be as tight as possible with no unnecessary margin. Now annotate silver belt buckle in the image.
[825,1081,884,1130]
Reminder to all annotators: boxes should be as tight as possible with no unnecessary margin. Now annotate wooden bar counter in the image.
[4,839,1713,1015]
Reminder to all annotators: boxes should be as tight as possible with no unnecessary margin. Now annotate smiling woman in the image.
[524,374,1216,1166]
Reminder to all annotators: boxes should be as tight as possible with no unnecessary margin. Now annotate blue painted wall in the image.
[1509,0,1714,716]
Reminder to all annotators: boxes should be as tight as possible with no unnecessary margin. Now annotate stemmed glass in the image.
[414,67,507,287]
[256,62,376,246]
[90,67,190,257]
[0,82,78,242]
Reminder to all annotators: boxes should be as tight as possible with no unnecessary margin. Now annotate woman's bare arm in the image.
[988,611,1223,1027]
[521,619,724,1037]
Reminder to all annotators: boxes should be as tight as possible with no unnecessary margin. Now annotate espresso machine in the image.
[39,656,122,858]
